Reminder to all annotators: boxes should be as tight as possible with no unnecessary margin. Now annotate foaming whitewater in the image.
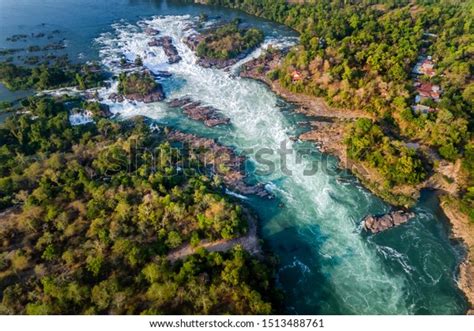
[93,15,447,314]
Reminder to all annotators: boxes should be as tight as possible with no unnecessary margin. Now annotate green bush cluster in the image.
[118,71,157,96]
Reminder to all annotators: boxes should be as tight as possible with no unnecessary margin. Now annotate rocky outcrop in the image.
[363,210,415,233]
[152,70,172,79]
[147,39,161,47]
[168,97,230,127]
[109,84,165,103]
[198,57,240,69]
[148,36,182,64]
[440,198,474,314]
[144,27,160,36]
[110,70,166,103]
[168,97,193,108]
[183,20,264,69]
[167,131,269,198]
[108,93,124,103]
[90,103,112,118]
[239,47,287,81]
[183,33,203,51]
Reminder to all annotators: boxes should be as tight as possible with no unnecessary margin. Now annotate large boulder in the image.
[363,210,415,233]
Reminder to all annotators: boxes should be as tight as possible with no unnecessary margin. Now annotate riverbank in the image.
[239,54,420,208]
[239,50,474,313]
[440,197,474,314]
[240,51,466,205]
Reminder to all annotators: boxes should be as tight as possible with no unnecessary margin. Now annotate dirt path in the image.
[167,210,261,262]
[0,206,21,232]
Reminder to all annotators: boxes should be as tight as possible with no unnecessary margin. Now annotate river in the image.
[0,0,467,314]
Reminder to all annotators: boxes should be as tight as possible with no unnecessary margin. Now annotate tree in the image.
[166,231,182,249]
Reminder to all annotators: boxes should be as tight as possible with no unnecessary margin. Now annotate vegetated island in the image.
[196,0,474,313]
[109,71,165,103]
[185,19,264,68]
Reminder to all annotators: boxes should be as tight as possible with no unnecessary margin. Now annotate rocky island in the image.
[109,71,165,103]
[185,20,264,69]
[363,211,416,234]
[167,131,269,198]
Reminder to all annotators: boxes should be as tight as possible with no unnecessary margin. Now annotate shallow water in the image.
[0,0,468,314]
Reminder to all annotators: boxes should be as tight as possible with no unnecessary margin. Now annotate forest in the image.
[0,95,278,314]
[345,118,427,186]
[0,62,104,91]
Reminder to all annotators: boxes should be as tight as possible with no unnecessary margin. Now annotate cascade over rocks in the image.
[148,36,182,64]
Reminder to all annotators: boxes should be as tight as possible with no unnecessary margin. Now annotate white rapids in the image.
[94,15,413,314]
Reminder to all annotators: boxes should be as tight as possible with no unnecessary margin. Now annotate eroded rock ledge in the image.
[168,97,230,127]
[167,131,269,198]
[363,210,416,233]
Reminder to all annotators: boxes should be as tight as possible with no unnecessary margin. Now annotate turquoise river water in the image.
[0,0,468,314]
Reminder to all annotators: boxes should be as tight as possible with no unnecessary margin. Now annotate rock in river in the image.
[109,84,165,104]
[148,36,182,64]
[363,210,415,233]
[168,97,230,127]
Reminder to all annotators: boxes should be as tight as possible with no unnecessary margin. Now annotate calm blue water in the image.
[0,0,467,314]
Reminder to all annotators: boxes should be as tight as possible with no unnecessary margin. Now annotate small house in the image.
[416,83,441,102]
